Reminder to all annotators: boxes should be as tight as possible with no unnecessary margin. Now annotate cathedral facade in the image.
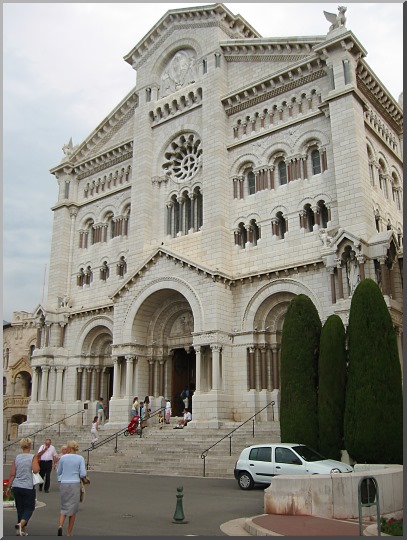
[26,4,403,430]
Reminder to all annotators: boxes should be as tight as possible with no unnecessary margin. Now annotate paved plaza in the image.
[2,467,265,537]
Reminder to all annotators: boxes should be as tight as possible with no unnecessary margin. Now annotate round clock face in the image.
[163,133,202,183]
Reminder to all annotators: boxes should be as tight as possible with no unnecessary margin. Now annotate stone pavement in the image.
[3,466,372,537]
[221,514,369,536]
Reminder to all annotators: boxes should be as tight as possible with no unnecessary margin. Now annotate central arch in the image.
[131,287,197,415]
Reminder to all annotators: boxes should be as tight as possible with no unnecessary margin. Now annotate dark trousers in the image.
[12,487,36,524]
[39,460,53,491]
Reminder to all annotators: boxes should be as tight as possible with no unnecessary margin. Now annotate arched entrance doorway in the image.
[131,289,196,413]
[172,347,196,416]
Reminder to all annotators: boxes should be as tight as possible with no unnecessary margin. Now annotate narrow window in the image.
[215,53,221,68]
[276,212,286,239]
[248,171,256,195]
[202,59,207,74]
[146,88,152,102]
[278,161,287,186]
[311,149,321,175]
[64,182,70,199]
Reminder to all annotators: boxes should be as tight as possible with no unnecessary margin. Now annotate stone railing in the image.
[3,397,30,409]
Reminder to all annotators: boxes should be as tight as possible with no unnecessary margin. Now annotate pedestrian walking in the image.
[96,397,106,425]
[37,438,58,493]
[5,437,41,536]
[130,397,139,418]
[57,440,87,537]
[90,416,99,445]
[165,399,172,424]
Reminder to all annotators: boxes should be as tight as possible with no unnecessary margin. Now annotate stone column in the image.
[125,356,135,397]
[211,345,221,391]
[40,366,50,401]
[36,326,42,349]
[260,347,267,390]
[94,368,101,400]
[336,258,344,299]
[248,347,256,390]
[59,323,66,347]
[328,267,336,304]
[55,367,64,402]
[357,255,366,281]
[31,367,39,402]
[158,360,165,396]
[87,368,94,401]
[66,207,78,296]
[271,346,280,389]
[45,324,51,347]
[194,346,201,393]
[112,358,121,398]
[76,368,83,401]
[148,360,155,396]
[378,256,390,295]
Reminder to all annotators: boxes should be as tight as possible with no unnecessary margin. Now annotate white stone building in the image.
[26,4,403,430]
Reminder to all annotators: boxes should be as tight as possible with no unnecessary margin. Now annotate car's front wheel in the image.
[238,471,254,490]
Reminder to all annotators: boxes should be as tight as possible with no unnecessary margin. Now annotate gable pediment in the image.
[50,87,138,176]
[124,3,260,71]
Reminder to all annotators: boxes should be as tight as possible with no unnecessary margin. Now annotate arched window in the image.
[249,219,260,246]
[84,266,93,285]
[311,149,321,175]
[235,222,247,249]
[77,268,85,287]
[275,212,286,239]
[3,377,6,395]
[278,161,287,186]
[5,348,10,369]
[100,261,109,281]
[29,345,35,359]
[117,256,127,277]
[304,204,315,232]
[247,170,256,195]
[317,200,329,228]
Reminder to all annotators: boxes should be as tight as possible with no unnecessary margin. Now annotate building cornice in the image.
[221,55,325,116]
[220,36,324,62]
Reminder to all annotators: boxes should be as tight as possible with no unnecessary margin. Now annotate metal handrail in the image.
[3,410,86,460]
[83,406,165,469]
[200,401,275,477]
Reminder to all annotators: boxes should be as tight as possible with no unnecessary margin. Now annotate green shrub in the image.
[280,294,321,449]
[318,315,346,460]
[344,279,403,464]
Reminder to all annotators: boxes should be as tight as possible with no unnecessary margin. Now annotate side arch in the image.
[242,279,324,332]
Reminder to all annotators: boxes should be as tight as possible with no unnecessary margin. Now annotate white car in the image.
[234,443,353,490]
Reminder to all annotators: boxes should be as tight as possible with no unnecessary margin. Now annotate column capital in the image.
[210,344,222,353]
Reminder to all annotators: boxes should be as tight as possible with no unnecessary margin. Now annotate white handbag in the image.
[32,472,44,486]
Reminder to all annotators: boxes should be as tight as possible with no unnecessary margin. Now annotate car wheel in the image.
[238,472,254,490]
[124,429,129,436]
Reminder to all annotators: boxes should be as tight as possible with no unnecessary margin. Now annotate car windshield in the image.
[292,445,326,462]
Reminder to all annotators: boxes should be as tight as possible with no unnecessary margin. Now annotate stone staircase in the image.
[4,418,281,479]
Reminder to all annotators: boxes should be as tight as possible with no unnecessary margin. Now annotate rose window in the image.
[163,134,202,183]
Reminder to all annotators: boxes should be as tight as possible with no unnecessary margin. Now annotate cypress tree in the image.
[344,279,403,464]
[318,314,346,460]
[280,294,321,449]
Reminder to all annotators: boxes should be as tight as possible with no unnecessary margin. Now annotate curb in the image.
[244,515,282,536]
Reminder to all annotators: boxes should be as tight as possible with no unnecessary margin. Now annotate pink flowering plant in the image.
[3,479,14,501]
[380,517,403,536]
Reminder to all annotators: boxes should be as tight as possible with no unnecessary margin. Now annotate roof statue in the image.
[62,137,74,160]
[324,6,347,32]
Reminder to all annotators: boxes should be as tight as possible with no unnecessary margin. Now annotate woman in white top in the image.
[90,416,99,445]
[6,437,40,536]
[56,440,87,537]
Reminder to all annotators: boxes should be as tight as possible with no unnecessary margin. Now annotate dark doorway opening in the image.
[171,348,196,416]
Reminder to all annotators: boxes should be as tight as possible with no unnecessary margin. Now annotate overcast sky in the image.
[3,2,403,322]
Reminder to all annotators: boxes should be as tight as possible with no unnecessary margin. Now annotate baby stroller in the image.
[124,414,142,436]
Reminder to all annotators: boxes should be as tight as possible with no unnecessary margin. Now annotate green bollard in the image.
[172,486,188,524]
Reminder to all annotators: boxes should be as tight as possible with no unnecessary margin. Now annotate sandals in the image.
[15,523,27,536]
